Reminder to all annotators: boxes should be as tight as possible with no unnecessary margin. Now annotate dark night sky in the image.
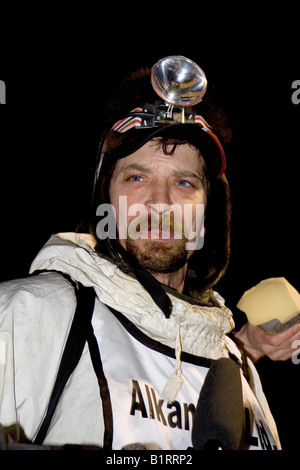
[1,18,299,314]
[0,11,300,451]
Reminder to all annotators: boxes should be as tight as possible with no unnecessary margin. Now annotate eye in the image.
[128,175,145,182]
[176,179,193,187]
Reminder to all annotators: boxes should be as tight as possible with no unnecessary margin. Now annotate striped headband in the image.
[111,105,226,177]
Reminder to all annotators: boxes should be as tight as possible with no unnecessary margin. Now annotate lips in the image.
[127,212,184,242]
[138,228,174,240]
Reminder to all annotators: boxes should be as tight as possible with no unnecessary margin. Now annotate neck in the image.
[150,264,187,292]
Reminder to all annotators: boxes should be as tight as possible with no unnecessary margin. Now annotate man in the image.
[0,57,281,450]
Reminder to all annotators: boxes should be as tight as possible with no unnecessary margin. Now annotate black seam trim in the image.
[106,305,213,369]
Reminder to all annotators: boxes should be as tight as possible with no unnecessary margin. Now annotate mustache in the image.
[146,214,179,231]
[127,212,185,239]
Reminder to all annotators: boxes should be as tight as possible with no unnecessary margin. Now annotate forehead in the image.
[112,140,206,174]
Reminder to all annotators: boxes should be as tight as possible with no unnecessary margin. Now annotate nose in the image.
[145,179,172,209]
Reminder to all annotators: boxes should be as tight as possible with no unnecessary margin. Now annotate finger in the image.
[261,329,300,360]
[264,346,298,361]
[256,322,300,348]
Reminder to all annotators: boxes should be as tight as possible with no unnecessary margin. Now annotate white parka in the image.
[0,232,281,449]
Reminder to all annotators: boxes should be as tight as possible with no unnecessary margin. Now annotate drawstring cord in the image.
[162,316,184,402]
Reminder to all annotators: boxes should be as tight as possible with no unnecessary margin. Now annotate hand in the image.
[234,322,300,362]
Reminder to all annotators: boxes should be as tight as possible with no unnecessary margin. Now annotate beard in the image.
[120,211,194,274]
[125,237,189,273]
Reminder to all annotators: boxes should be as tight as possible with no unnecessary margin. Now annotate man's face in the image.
[109,140,208,274]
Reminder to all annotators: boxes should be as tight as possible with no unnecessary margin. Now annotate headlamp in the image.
[112,55,208,131]
[94,55,227,192]
[110,107,226,179]
[151,56,207,107]
[112,103,205,132]
[109,56,226,177]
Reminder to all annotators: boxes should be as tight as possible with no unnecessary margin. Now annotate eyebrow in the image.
[171,169,204,180]
[122,163,152,173]
[122,163,203,180]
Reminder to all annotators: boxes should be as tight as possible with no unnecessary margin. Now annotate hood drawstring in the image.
[162,316,184,402]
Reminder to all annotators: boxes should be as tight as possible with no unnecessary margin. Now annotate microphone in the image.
[192,357,244,450]
[122,443,147,450]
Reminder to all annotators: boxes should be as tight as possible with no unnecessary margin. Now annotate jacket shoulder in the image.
[0,271,76,321]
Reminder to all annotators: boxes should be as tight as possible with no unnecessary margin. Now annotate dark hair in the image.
[185,175,231,297]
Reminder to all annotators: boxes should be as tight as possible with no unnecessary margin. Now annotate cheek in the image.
[108,178,118,206]
[108,187,140,245]
[109,179,140,207]
[108,183,121,231]
[180,192,207,233]
[173,189,207,213]
[195,186,208,207]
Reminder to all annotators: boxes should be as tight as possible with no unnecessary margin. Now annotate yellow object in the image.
[237,277,300,334]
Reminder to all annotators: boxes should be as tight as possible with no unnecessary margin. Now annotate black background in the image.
[0,8,299,450]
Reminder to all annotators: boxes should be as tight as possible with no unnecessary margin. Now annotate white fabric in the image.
[0,232,281,449]
[30,233,235,359]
